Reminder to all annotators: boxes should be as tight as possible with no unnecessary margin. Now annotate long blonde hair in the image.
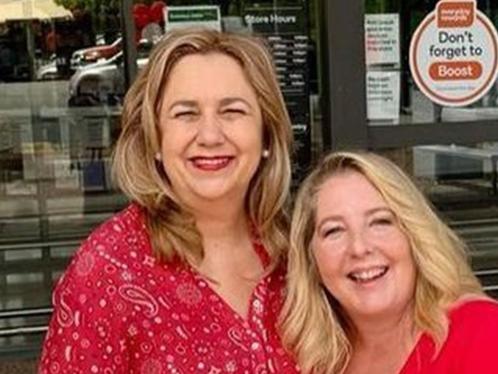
[280,151,482,373]
[112,28,293,267]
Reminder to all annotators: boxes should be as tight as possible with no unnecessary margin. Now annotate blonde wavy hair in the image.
[280,151,483,374]
[112,28,292,267]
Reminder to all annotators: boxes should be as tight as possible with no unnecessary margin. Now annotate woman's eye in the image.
[371,217,393,226]
[222,108,246,117]
[322,226,343,238]
[173,111,197,119]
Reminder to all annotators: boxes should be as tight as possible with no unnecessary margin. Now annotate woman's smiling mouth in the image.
[347,266,389,283]
[189,156,234,171]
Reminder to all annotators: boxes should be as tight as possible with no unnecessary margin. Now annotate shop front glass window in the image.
[0,0,126,361]
[0,0,321,363]
[364,0,498,126]
[378,144,498,299]
[364,0,498,299]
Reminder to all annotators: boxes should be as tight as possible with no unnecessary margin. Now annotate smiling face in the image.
[311,170,417,322]
[157,52,264,208]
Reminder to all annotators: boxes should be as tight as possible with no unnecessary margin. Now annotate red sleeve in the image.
[451,299,498,372]
[38,238,130,374]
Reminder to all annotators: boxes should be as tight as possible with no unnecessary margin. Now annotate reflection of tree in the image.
[55,0,242,14]
[54,0,176,12]
[54,0,122,43]
[54,0,121,13]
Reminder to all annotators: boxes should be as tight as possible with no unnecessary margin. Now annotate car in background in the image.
[36,54,59,80]
[68,39,152,106]
[36,36,123,80]
[70,37,122,70]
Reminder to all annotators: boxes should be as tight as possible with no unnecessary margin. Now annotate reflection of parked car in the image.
[68,40,152,106]
[70,37,122,70]
[36,54,62,80]
[36,60,57,80]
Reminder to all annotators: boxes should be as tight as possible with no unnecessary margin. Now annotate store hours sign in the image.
[409,0,498,106]
[243,4,311,179]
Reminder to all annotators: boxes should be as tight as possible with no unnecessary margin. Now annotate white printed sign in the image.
[366,71,400,121]
[365,14,400,65]
[409,0,498,107]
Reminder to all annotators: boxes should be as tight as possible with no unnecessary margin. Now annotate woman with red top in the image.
[281,151,498,374]
[39,28,299,374]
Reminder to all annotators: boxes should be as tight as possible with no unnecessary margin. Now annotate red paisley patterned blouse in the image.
[39,204,299,374]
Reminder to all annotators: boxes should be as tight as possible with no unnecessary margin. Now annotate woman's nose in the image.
[349,231,373,257]
[196,114,225,146]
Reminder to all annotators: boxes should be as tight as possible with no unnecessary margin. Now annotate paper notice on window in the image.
[365,14,400,66]
[366,70,400,122]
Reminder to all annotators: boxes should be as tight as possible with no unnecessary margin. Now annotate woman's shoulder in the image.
[59,203,153,286]
[89,202,146,241]
[450,297,498,323]
[434,297,498,371]
[82,202,150,252]
[447,297,498,341]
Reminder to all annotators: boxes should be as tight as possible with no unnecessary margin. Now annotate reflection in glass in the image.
[0,1,127,358]
[378,144,498,299]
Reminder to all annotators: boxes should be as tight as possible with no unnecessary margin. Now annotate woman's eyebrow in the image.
[219,97,252,108]
[167,100,197,111]
[365,207,392,216]
[316,215,342,231]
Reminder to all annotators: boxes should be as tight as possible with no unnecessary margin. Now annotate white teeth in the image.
[194,158,228,166]
[349,266,387,282]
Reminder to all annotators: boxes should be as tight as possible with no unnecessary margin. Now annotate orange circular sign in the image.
[409,0,498,107]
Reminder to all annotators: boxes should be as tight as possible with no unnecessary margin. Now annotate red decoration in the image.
[133,4,150,30]
[133,2,167,31]
[150,1,166,24]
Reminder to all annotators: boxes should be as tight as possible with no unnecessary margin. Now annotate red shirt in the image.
[401,299,498,373]
[39,204,299,374]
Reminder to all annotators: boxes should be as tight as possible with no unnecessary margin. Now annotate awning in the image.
[0,0,72,23]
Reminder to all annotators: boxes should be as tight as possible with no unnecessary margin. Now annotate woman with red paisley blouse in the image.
[39,28,299,374]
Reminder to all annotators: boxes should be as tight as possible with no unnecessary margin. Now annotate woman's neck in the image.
[197,214,249,247]
[193,199,248,242]
[193,199,263,316]
[353,307,417,351]
[346,307,419,374]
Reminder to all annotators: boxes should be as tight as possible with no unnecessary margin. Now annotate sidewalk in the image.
[0,359,36,374]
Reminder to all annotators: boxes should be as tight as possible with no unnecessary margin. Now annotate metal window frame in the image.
[121,0,138,89]
[319,0,368,150]
[320,1,498,151]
